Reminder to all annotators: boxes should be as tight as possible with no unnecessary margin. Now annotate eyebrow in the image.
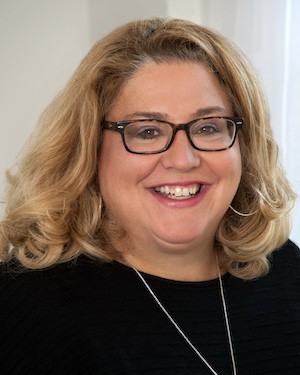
[124,106,229,121]
[192,106,229,117]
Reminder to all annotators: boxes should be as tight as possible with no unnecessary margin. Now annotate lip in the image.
[148,181,210,208]
[150,180,209,188]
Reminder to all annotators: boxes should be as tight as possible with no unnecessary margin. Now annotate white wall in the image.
[1,0,299,244]
[0,0,168,195]
[0,0,90,195]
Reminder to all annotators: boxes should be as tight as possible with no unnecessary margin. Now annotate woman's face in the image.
[99,61,242,259]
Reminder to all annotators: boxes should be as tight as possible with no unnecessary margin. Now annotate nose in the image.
[160,130,201,170]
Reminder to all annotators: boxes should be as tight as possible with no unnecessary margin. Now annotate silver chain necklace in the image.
[131,257,238,375]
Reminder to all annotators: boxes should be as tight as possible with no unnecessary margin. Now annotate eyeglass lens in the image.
[123,118,236,153]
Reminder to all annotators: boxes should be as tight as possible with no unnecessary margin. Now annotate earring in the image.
[229,205,257,217]
[98,196,103,214]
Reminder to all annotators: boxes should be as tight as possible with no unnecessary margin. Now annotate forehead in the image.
[108,61,232,121]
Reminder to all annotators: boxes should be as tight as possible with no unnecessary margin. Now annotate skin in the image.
[99,61,242,281]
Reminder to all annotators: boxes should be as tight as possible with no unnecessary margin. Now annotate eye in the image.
[135,126,161,139]
[191,119,225,136]
[125,121,168,141]
[199,124,219,134]
[193,124,220,135]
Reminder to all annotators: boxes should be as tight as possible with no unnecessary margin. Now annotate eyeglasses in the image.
[103,116,243,154]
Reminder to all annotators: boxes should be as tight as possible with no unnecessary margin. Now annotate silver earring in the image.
[229,205,257,217]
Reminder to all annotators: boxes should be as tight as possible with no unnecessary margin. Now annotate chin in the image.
[155,233,210,252]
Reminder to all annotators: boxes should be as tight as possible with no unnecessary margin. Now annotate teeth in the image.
[154,184,201,199]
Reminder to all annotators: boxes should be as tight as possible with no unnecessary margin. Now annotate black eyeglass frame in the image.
[103,116,244,154]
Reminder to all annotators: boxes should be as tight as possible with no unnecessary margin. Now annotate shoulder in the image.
[0,256,136,314]
[0,255,132,290]
[229,239,300,299]
[270,239,300,273]
[266,239,300,300]
[0,258,139,373]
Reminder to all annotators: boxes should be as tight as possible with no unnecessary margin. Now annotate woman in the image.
[0,18,299,375]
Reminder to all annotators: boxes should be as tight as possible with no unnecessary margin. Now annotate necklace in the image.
[131,257,238,375]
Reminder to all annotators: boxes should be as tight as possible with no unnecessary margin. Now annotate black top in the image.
[0,240,299,375]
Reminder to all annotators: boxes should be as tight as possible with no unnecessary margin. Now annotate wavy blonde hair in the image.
[0,18,296,278]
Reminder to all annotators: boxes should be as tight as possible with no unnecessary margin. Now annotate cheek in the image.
[98,134,123,207]
[98,133,157,208]
[207,146,242,186]
[223,148,242,187]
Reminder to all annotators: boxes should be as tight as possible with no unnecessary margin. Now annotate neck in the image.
[121,245,219,282]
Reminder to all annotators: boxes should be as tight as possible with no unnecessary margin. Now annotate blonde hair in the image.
[0,18,296,279]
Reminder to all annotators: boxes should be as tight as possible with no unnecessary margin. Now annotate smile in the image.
[154,184,201,200]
